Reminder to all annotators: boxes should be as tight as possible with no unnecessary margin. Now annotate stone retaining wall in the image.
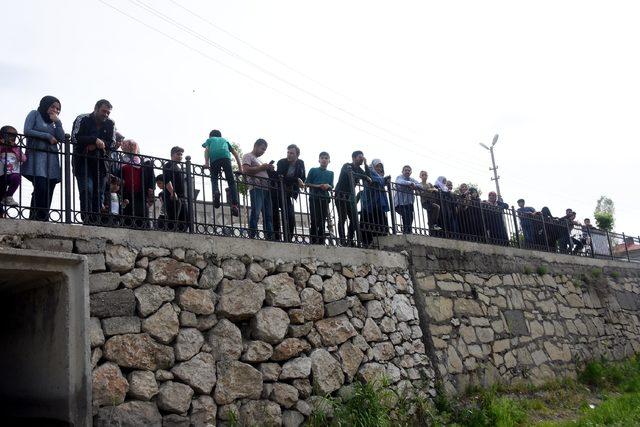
[380,235,640,395]
[0,222,431,427]
[3,221,640,426]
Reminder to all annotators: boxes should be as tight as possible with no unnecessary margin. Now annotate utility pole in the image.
[479,134,501,199]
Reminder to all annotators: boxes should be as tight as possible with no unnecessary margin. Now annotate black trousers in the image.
[29,176,57,221]
[210,158,238,205]
[310,197,329,244]
[336,196,357,245]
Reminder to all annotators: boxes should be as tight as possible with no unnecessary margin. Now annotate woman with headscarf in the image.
[119,140,155,228]
[359,159,389,246]
[22,96,65,221]
[434,176,458,237]
[534,206,559,250]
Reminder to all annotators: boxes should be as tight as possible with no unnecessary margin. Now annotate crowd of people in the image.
[0,96,602,253]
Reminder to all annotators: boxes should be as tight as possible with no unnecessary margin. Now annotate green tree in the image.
[594,195,615,231]
[230,142,248,196]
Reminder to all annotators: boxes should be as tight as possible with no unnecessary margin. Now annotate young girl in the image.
[0,125,26,207]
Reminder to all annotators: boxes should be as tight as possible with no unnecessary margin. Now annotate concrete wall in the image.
[0,248,89,427]
[380,234,640,394]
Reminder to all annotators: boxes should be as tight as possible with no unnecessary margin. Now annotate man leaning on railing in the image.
[71,99,116,224]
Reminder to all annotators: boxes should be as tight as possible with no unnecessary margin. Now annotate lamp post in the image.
[479,134,501,199]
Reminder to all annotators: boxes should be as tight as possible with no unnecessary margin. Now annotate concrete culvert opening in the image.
[0,250,90,427]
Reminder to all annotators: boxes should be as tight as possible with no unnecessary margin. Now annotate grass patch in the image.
[307,357,640,427]
[590,268,603,278]
[536,266,548,275]
[523,266,533,275]
[610,271,620,280]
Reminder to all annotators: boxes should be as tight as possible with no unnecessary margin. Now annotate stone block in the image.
[504,310,529,336]
[24,237,73,253]
[101,316,141,336]
[90,289,136,318]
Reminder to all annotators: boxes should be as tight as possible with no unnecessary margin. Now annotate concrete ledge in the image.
[0,248,90,426]
[0,220,408,269]
[379,234,640,272]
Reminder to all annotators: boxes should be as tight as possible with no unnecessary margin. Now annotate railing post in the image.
[348,170,361,246]
[587,227,595,258]
[541,215,550,253]
[386,181,397,234]
[623,233,630,262]
[185,156,195,234]
[606,229,614,260]
[479,203,488,244]
[439,191,447,238]
[278,176,289,242]
[511,206,521,249]
[64,134,72,223]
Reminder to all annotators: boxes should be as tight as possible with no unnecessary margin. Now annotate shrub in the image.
[536,265,548,275]
[594,212,614,231]
[523,266,533,275]
[591,268,603,278]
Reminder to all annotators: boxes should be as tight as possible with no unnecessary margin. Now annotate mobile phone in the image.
[269,160,275,165]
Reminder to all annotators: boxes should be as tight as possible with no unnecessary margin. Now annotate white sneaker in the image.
[2,196,18,206]
[432,225,442,231]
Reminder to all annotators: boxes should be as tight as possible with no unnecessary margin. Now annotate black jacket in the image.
[276,158,306,199]
[334,162,369,197]
[162,160,186,198]
[71,113,116,174]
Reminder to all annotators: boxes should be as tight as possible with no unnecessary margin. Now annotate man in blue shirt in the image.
[393,165,422,234]
[305,152,334,244]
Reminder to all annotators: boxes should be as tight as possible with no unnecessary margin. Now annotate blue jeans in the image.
[76,170,106,222]
[396,204,414,234]
[249,187,273,239]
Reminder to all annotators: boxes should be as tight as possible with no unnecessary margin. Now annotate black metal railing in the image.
[1,132,638,262]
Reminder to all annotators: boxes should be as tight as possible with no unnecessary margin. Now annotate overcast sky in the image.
[2,0,638,235]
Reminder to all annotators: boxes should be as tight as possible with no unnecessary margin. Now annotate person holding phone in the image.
[242,139,274,239]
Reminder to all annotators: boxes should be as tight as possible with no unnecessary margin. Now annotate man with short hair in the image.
[203,129,242,216]
[274,144,306,240]
[393,165,423,234]
[516,198,536,246]
[72,99,116,223]
[334,150,369,245]
[242,139,275,239]
[305,152,334,244]
[162,146,188,230]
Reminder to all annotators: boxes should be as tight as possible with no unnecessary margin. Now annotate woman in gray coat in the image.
[22,96,65,221]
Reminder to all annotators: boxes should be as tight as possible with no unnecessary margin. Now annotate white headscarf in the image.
[370,159,383,177]
[435,176,448,192]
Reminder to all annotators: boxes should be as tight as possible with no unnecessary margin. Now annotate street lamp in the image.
[479,134,501,199]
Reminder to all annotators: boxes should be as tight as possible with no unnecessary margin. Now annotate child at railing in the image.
[104,175,128,226]
[155,174,181,231]
[202,130,242,217]
[0,125,26,207]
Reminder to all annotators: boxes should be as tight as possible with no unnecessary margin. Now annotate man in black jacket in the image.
[334,150,369,246]
[272,144,305,240]
[162,146,189,231]
[71,99,116,223]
